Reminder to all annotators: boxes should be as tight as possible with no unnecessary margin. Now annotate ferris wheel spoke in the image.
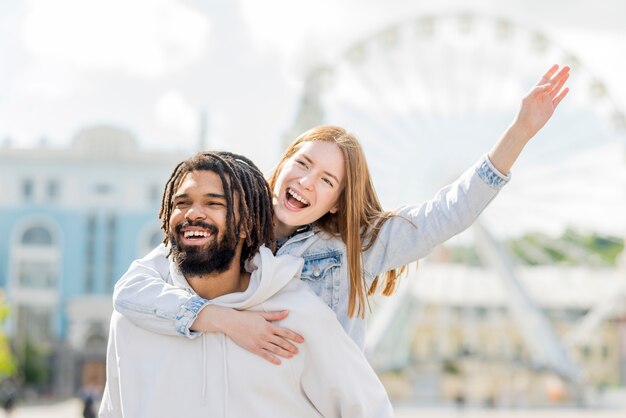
[333,68,421,148]
[345,45,425,144]
[326,97,415,177]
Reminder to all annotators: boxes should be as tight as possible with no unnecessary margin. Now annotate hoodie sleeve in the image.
[362,154,509,283]
[113,244,208,339]
[280,282,394,418]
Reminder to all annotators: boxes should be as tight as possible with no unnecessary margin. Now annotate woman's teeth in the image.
[287,188,309,206]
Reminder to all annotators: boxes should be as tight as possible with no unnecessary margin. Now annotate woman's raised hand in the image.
[488,64,570,174]
[514,64,570,140]
[192,305,304,364]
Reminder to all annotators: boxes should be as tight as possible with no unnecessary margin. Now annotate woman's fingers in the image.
[267,324,303,353]
[236,310,304,365]
[553,87,570,107]
[273,325,304,344]
[259,310,289,322]
[261,310,305,346]
[538,64,560,85]
[257,349,282,365]
[265,336,299,357]
[538,64,570,89]
[550,71,570,97]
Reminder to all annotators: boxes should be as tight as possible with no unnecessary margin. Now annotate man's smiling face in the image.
[168,170,240,277]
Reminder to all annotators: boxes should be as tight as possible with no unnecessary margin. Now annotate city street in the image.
[0,398,625,418]
[0,398,82,418]
[395,406,626,418]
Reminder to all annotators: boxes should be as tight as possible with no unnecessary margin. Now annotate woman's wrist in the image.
[191,304,229,333]
[507,119,534,145]
[488,123,529,175]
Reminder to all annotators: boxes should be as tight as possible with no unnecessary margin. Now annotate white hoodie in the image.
[100,246,393,418]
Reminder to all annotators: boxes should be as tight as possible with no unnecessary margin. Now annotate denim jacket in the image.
[113,155,509,349]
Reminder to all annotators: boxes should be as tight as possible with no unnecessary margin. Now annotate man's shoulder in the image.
[110,310,134,331]
[268,278,335,319]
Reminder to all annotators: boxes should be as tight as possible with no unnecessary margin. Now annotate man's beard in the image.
[169,220,237,277]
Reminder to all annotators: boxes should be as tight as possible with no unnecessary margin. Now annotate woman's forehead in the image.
[294,141,345,176]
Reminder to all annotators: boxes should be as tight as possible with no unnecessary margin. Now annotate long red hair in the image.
[267,126,406,318]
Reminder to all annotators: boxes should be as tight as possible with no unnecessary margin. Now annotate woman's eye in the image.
[296,160,308,169]
[322,178,334,187]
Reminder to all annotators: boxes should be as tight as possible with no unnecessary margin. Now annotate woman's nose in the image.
[298,174,314,190]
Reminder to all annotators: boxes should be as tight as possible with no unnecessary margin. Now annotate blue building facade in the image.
[0,126,188,396]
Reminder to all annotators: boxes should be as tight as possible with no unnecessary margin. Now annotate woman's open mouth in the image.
[285,187,310,209]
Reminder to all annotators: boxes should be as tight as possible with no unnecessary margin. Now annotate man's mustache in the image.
[174,220,218,235]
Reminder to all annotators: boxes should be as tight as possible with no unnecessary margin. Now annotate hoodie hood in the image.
[166,245,304,407]
[169,245,303,309]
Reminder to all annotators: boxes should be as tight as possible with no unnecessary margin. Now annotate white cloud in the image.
[155,90,199,138]
[238,0,382,78]
[14,65,77,100]
[22,0,210,78]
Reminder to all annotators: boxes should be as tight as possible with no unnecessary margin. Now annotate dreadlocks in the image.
[158,151,275,268]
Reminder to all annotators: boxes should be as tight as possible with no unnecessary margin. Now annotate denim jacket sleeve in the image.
[362,154,510,282]
[113,244,209,339]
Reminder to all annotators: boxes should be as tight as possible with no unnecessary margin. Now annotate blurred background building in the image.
[0,126,187,397]
[0,0,625,411]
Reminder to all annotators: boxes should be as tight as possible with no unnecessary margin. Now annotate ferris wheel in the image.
[286,12,626,239]
[286,12,626,391]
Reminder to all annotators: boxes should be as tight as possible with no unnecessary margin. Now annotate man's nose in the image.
[184,204,206,220]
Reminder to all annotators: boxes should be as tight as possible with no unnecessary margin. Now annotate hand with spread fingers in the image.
[488,64,570,174]
[515,64,570,140]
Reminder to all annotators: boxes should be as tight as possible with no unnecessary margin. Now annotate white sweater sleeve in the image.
[113,244,208,338]
[362,155,508,282]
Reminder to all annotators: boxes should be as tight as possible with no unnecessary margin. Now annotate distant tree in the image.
[19,339,49,387]
[0,295,16,378]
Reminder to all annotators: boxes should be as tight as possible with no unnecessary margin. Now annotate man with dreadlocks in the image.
[100,151,393,418]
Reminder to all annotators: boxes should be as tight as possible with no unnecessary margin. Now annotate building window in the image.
[22,179,34,201]
[17,305,53,344]
[14,225,59,290]
[93,183,112,195]
[85,214,97,293]
[18,260,57,288]
[22,226,53,246]
[105,214,117,292]
[10,221,60,352]
[47,180,60,201]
